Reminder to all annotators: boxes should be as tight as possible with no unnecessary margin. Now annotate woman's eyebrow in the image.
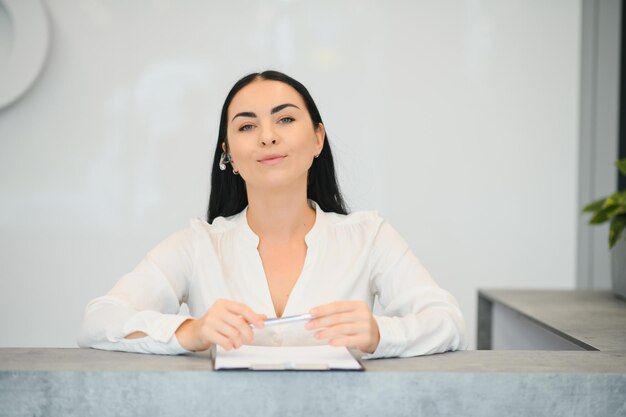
[271,103,300,114]
[231,103,300,122]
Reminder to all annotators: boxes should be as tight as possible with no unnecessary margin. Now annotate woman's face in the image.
[225,79,324,191]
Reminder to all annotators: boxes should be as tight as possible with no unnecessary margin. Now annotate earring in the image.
[219,152,232,171]
[233,169,239,175]
[314,154,320,158]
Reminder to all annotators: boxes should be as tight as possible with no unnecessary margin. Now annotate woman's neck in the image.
[246,186,316,245]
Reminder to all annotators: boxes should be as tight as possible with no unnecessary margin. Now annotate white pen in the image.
[250,313,313,328]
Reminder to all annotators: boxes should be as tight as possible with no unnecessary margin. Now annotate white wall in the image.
[0,0,581,348]
[577,0,622,289]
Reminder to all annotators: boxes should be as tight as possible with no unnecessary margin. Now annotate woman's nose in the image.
[259,125,278,146]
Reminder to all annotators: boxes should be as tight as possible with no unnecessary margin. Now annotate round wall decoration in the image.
[0,0,50,110]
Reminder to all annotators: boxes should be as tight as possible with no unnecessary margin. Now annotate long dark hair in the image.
[207,70,348,223]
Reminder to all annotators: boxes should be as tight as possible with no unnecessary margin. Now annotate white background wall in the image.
[0,0,581,348]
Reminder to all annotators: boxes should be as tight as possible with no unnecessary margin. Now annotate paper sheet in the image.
[214,344,363,370]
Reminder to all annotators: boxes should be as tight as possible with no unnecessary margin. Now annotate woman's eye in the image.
[238,124,254,132]
[279,117,294,124]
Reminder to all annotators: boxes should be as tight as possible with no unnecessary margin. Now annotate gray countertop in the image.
[478,289,626,351]
[1,347,626,374]
[2,289,626,417]
[1,347,626,417]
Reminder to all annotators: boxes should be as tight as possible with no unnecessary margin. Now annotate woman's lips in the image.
[258,156,286,165]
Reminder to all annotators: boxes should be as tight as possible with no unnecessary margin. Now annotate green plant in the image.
[583,159,626,248]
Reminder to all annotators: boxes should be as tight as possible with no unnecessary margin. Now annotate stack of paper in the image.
[214,344,363,371]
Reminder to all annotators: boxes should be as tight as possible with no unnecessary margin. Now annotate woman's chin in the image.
[246,173,306,192]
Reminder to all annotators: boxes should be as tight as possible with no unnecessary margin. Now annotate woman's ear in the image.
[221,141,236,169]
[314,123,325,155]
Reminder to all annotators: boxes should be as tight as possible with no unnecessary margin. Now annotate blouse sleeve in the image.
[76,228,195,355]
[364,219,469,359]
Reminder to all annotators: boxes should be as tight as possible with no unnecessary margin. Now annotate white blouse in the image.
[77,201,468,358]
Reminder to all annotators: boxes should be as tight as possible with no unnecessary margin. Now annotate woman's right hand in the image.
[175,299,266,352]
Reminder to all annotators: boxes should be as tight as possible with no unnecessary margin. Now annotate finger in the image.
[221,313,254,344]
[309,301,356,318]
[310,301,369,319]
[305,311,365,330]
[249,314,269,330]
[314,323,367,341]
[328,335,362,349]
[209,319,245,348]
[223,330,244,349]
[223,301,266,328]
[207,331,235,351]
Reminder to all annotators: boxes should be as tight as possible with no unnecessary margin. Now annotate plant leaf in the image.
[616,159,626,177]
[603,192,625,207]
[609,215,626,248]
[582,197,607,213]
[589,204,621,224]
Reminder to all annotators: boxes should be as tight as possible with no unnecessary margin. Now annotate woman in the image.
[78,70,468,358]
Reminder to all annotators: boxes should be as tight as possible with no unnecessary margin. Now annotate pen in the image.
[251,313,313,328]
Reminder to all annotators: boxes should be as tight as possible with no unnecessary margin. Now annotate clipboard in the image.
[212,344,364,371]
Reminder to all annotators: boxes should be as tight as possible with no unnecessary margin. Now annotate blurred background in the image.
[0,0,622,349]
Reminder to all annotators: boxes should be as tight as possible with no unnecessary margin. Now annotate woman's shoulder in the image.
[188,211,243,235]
[322,208,385,231]
[321,208,407,248]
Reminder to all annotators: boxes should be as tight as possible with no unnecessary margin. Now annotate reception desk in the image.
[477,289,626,351]
[1,290,625,417]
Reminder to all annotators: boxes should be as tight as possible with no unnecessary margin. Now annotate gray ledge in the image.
[1,348,625,417]
[478,289,626,351]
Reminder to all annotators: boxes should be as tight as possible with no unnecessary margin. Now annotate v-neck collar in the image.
[233,199,325,318]
[234,199,325,249]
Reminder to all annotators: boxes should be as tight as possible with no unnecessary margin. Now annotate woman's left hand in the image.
[305,301,380,353]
